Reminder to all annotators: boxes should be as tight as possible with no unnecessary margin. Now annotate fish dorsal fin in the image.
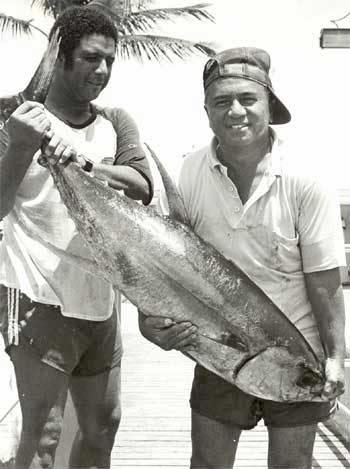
[144,143,189,225]
[22,28,60,103]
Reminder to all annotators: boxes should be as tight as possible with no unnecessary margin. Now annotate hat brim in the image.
[269,89,291,125]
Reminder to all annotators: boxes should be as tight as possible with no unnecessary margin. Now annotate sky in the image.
[1,0,350,193]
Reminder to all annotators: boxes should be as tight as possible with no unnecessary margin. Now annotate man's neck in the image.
[45,81,92,126]
[218,135,271,172]
[217,135,272,204]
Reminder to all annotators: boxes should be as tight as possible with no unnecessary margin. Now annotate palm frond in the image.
[0,13,47,37]
[89,2,214,35]
[117,33,216,62]
[122,4,215,35]
[31,0,89,18]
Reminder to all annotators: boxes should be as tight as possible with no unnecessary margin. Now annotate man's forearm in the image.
[0,143,34,218]
[305,268,345,359]
[93,163,151,204]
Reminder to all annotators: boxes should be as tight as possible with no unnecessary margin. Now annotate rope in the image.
[7,288,19,346]
[0,400,19,425]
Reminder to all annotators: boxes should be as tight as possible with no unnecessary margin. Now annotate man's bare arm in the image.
[0,101,50,218]
[92,164,150,203]
[305,267,345,399]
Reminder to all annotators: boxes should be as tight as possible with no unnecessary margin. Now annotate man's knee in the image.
[104,405,122,439]
[81,404,122,448]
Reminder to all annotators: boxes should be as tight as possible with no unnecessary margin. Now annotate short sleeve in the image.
[95,106,154,204]
[298,177,346,272]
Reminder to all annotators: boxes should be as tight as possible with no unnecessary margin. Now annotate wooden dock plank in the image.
[109,303,350,469]
[1,301,349,468]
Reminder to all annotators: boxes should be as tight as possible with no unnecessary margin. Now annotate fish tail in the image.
[0,29,60,124]
[22,28,60,103]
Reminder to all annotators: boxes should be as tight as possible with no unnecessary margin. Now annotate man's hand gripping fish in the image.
[0,31,327,403]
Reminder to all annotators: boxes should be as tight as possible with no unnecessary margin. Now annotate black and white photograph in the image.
[0,1,349,468]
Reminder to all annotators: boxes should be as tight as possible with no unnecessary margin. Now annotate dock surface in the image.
[1,301,349,469]
[57,301,350,469]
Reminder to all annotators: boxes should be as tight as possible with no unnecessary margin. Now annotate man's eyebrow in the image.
[212,91,258,99]
[212,92,235,99]
[82,51,114,55]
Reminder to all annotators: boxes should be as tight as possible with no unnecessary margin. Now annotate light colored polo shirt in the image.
[174,131,346,357]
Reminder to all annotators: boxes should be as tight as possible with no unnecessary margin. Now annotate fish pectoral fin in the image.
[18,216,101,277]
[188,334,251,384]
[144,142,190,225]
[46,242,100,277]
[200,331,249,352]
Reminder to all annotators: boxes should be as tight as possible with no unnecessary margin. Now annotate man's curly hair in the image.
[49,5,118,68]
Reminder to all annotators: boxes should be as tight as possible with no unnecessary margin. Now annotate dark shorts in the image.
[190,364,336,429]
[0,285,122,376]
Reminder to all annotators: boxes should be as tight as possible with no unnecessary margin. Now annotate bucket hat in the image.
[203,47,291,125]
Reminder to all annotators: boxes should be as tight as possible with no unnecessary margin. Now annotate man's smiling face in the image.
[205,77,271,150]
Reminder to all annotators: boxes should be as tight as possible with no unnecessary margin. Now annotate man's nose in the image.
[228,99,246,117]
[95,59,108,74]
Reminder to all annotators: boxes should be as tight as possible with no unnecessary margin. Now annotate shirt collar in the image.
[208,127,283,177]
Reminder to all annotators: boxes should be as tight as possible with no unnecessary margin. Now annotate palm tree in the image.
[0,0,216,61]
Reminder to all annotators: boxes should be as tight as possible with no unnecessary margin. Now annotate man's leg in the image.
[10,345,69,469]
[68,365,122,469]
[190,410,241,469]
[267,424,317,469]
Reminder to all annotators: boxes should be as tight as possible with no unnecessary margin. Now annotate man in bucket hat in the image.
[139,47,346,468]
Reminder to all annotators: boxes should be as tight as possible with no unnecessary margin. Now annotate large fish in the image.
[19,150,324,403]
[0,30,326,403]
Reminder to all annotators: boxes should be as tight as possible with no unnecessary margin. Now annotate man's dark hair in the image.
[49,6,118,68]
